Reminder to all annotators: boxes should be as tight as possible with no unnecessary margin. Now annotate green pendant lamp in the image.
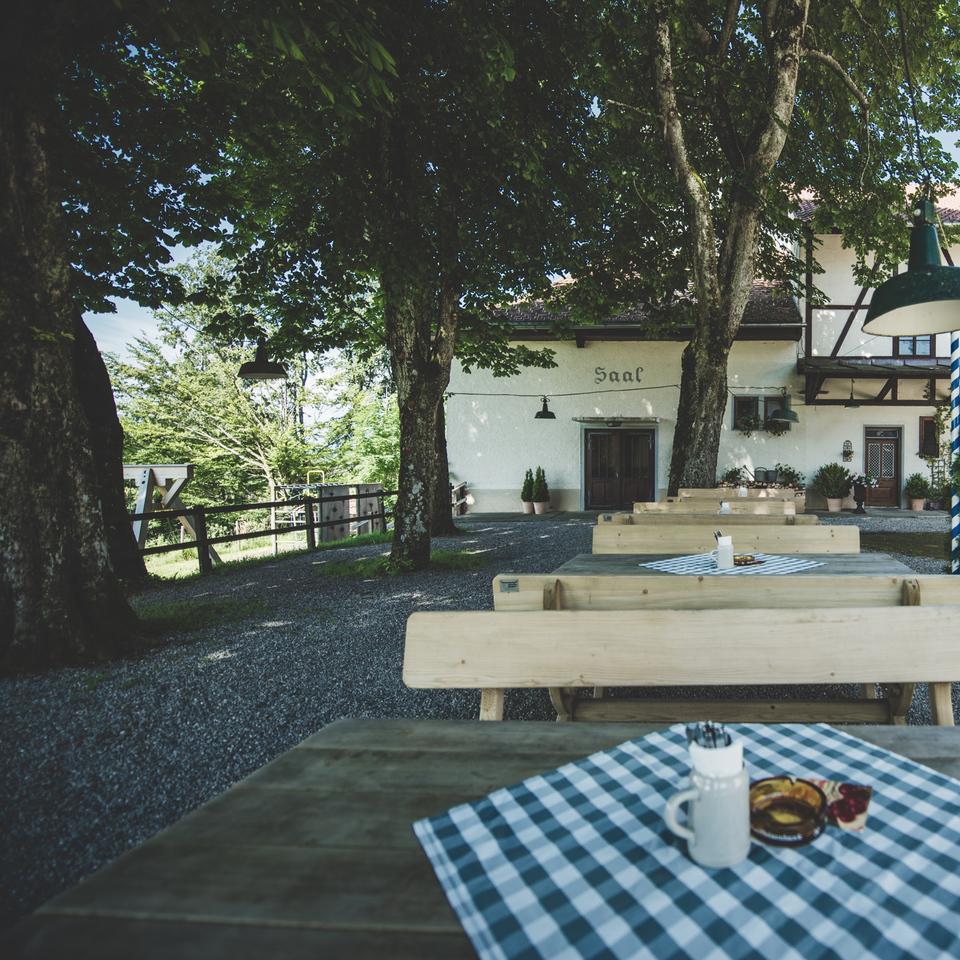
[862,199,960,336]
[767,389,799,424]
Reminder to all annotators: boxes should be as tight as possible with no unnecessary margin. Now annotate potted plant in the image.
[811,462,852,513]
[717,467,745,487]
[774,463,805,490]
[735,413,763,438]
[849,473,878,514]
[904,473,931,512]
[520,468,534,514]
[531,466,550,514]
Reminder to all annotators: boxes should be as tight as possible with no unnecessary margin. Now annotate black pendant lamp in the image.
[534,396,556,419]
[238,337,288,381]
[767,389,800,424]
[862,199,960,336]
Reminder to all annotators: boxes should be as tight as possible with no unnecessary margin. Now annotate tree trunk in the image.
[391,370,447,567]
[652,1,808,494]
[430,399,459,536]
[0,93,142,673]
[73,312,147,582]
[382,285,456,568]
[667,326,733,493]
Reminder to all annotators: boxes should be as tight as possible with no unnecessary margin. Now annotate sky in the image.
[85,133,960,360]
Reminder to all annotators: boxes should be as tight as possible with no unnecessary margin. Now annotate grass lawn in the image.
[143,530,393,581]
[860,531,949,559]
[315,548,491,577]
[132,596,270,634]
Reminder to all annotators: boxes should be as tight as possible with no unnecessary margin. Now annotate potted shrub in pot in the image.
[532,466,550,515]
[904,473,931,512]
[520,468,534,514]
[812,462,852,513]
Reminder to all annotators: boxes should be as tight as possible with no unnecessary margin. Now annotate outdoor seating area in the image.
[8,1,960,956]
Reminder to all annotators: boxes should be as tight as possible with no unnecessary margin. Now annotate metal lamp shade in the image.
[767,405,799,424]
[767,393,799,424]
[862,201,960,336]
[238,340,287,381]
[534,397,556,419]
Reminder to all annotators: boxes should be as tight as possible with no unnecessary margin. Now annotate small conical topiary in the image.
[520,468,534,502]
[532,466,549,502]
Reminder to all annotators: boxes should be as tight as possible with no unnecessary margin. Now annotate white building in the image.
[446,201,958,511]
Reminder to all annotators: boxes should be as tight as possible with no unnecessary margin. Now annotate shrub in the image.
[904,473,931,499]
[532,466,549,502]
[520,468,534,502]
[774,463,805,489]
[811,463,852,499]
[718,467,745,486]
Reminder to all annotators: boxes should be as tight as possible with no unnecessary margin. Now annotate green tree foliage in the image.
[561,1,960,490]
[315,356,400,489]
[205,0,588,566]
[112,249,400,507]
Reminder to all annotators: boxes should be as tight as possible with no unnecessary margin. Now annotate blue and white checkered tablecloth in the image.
[639,553,824,576]
[415,723,960,959]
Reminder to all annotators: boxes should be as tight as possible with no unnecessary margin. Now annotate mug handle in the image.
[663,787,699,841]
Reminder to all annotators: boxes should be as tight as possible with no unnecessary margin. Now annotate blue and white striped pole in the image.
[952,332,959,575]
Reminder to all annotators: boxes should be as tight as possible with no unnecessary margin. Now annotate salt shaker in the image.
[663,725,751,868]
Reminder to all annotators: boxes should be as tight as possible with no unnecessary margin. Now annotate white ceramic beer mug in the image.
[663,725,751,868]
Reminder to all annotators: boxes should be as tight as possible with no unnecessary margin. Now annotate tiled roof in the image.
[796,190,960,224]
[505,279,801,330]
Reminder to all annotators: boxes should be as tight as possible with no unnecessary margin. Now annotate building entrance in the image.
[864,427,901,507]
[584,429,655,509]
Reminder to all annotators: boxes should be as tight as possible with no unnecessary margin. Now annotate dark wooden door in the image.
[865,428,900,506]
[585,430,654,509]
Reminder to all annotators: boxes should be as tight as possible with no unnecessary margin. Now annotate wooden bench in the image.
[678,487,804,502]
[491,573,910,611]
[600,512,817,526]
[592,523,859,554]
[404,586,960,726]
[633,500,804,516]
[491,573,955,722]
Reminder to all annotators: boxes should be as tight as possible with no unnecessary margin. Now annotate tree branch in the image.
[744,0,808,177]
[716,0,741,60]
[650,0,720,308]
[801,47,869,111]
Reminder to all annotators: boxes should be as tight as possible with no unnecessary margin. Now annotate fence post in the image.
[194,506,213,575]
[304,496,316,550]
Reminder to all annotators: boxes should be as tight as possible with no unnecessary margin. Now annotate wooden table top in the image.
[554,551,917,576]
[6,719,960,959]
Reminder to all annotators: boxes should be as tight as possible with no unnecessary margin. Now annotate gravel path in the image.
[1,513,955,928]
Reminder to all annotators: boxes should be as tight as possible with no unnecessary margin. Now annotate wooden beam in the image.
[805,372,825,405]
[812,399,940,407]
[829,282,871,357]
[572,696,891,724]
[875,378,896,401]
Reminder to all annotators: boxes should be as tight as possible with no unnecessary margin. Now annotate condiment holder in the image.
[663,723,751,868]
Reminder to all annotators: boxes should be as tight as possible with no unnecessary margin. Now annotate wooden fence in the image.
[131,489,394,575]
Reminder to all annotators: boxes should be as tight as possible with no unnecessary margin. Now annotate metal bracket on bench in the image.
[548,687,575,722]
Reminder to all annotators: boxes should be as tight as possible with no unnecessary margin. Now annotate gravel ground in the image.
[1,512,955,928]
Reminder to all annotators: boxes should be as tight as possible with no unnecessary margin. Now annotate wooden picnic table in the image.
[6,719,960,959]
[554,551,917,576]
